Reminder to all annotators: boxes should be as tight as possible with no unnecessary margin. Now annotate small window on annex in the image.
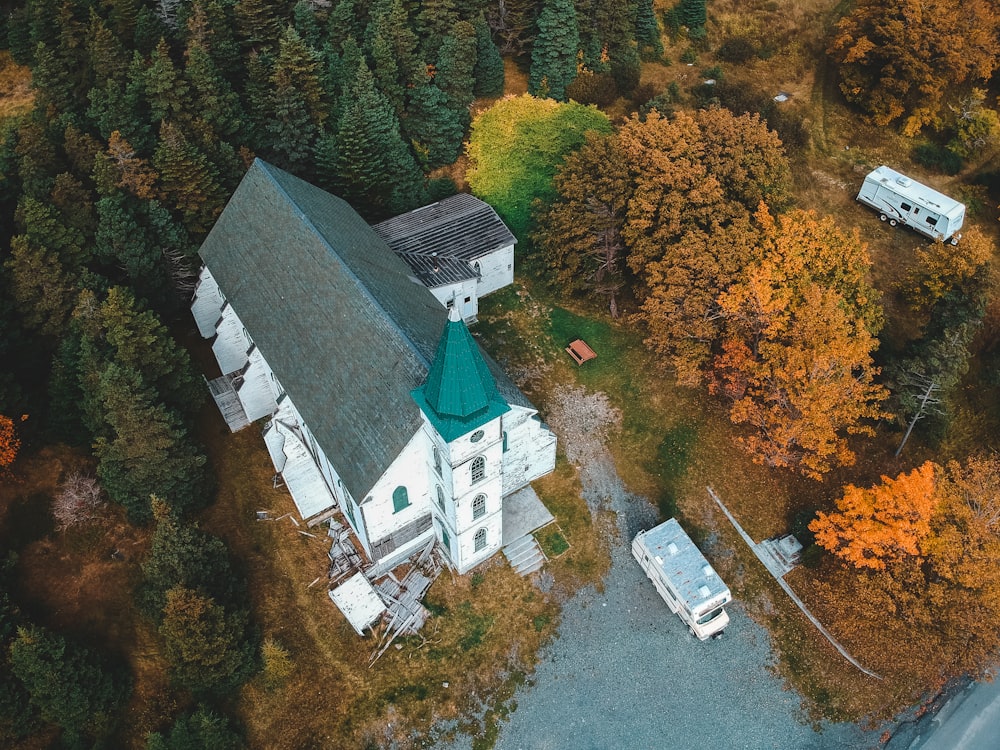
[471,456,486,484]
[392,486,410,513]
[474,527,487,552]
[472,494,486,519]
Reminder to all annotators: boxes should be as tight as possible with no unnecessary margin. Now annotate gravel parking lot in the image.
[445,386,884,750]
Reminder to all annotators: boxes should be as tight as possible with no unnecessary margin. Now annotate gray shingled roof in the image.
[199,160,530,503]
[372,193,515,289]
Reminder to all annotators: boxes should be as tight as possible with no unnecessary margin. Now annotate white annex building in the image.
[191,160,557,586]
[372,193,516,323]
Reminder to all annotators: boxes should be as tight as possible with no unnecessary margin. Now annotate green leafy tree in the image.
[9,625,130,744]
[466,93,612,239]
[529,0,580,100]
[335,61,427,218]
[159,587,256,694]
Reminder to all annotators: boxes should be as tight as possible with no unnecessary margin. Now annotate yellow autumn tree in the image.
[829,0,1000,134]
[810,462,938,569]
[901,226,994,310]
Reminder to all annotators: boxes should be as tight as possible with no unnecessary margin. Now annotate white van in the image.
[856,166,964,244]
[632,519,731,640]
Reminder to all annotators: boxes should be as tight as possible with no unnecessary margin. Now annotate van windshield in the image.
[696,607,724,625]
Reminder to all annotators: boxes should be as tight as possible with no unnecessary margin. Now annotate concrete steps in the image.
[502,534,547,577]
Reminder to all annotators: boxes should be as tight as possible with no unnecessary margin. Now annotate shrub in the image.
[913,142,963,175]
[716,37,757,64]
[565,71,619,108]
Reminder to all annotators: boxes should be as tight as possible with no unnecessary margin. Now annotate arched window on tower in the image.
[433,445,442,475]
[436,486,446,512]
[471,456,486,484]
[472,494,486,520]
[392,486,409,513]
[474,527,487,552]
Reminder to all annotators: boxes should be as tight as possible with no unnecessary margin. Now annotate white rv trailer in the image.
[856,165,965,244]
[632,518,731,640]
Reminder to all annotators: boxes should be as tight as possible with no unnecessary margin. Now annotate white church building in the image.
[191,160,557,581]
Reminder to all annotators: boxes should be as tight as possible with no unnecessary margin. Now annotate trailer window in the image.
[927,217,938,226]
[901,202,912,212]
[696,607,725,625]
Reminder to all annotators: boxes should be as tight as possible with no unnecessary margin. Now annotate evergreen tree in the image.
[88,51,152,150]
[529,0,580,100]
[184,43,245,140]
[292,0,322,48]
[86,9,129,85]
[335,62,427,218]
[146,705,244,750]
[9,625,130,744]
[634,0,663,58]
[472,12,504,97]
[272,26,327,127]
[436,20,477,124]
[95,193,175,306]
[404,79,465,169]
[416,0,459,61]
[234,0,284,51]
[676,0,707,31]
[91,362,210,521]
[139,502,245,617]
[327,0,361,49]
[264,68,319,172]
[153,120,227,235]
[4,236,79,337]
[145,38,192,125]
[158,587,256,694]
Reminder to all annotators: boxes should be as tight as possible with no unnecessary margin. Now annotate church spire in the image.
[412,307,510,442]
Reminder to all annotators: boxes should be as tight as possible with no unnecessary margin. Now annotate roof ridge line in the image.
[257,160,432,370]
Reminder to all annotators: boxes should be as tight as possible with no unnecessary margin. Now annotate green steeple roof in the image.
[412,308,510,442]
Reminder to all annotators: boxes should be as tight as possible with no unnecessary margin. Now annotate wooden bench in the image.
[566,339,597,365]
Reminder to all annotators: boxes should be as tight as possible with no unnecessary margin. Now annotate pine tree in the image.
[91,362,210,521]
[145,38,192,125]
[273,26,326,127]
[234,0,285,51]
[86,10,129,86]
[292,0,322,47]
[472,12,504,97]
[404,79,465,168]
[335,61,427,218]
[147,705,244,750]
[264,68,319,172]
[327,0,361,49]
[529,0,580,101]
[436,20,477,123]
[94,194,175,306]
[184,43,245,140]
[416,0,459,61]
[634,0,663,58]
[153,120,227,235]
[9,625,129,743]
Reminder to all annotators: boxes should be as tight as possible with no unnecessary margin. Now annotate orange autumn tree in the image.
[707,207,887,478]
[0,414,22,469]
[810,462,938,570]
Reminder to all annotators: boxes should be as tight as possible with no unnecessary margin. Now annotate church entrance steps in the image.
[502,534,547,576]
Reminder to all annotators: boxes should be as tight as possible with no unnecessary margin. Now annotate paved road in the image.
[914,676,1000,750]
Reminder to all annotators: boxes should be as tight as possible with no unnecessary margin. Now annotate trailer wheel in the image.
[879,213,887,222]
[888,218,897,227]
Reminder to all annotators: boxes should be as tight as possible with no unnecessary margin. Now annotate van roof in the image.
[866,166,965,220]
[638,518,731,612]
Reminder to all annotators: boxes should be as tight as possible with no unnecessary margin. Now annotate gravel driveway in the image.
[446,386,884,750]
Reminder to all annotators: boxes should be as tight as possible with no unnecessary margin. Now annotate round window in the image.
[470,429,485,443]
